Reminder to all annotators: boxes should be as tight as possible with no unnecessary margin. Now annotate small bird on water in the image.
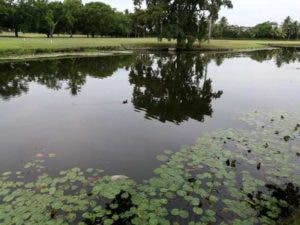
[123,100,128,104]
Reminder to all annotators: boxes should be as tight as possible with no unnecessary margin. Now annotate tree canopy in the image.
[134,0,233,48]
[212,16,300,40]
[0,0,142,37]
[0,1,299,42]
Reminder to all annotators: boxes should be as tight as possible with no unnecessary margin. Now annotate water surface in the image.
[0,49,299,180]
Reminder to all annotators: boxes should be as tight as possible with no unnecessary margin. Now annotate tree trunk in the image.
[208,16,212,43]
[14,29,19,38]
[49,21,59,38]
[50,26,55,38]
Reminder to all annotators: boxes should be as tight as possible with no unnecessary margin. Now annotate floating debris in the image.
[36,153,46,158]
[257,162,262,170]
[284,135,291,142]
[111,175,129,181]
[264,143,269,148]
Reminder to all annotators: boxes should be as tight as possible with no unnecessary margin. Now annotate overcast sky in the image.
[87,0,300,26]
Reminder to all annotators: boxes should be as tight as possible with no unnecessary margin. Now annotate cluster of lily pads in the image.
[0,110,299,225]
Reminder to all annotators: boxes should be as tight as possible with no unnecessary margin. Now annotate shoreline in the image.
[0,38,299,62]
[0,46,281,62]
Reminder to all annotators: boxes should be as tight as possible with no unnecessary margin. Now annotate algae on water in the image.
[0,110,299,225]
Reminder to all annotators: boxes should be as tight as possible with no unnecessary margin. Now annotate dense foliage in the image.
[134,0,233,48]
[212,16,300,40]
[0,0,148,38]
[0,0,299,45]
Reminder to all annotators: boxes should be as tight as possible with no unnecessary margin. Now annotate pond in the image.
[0,49,299,224]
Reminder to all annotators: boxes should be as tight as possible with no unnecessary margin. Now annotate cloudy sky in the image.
[88,0,300,26]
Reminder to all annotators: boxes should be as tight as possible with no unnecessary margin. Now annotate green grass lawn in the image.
[0,34,300,57]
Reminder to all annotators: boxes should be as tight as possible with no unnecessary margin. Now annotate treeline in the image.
[0,0,152,38]
[212,16,300,40]
[1,0,299,40]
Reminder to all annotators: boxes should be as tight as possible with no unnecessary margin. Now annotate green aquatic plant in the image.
[0,110,299,224]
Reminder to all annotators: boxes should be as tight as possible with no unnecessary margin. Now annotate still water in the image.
[0,49,299,180]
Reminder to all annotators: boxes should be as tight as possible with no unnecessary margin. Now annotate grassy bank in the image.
[0,37,300,58]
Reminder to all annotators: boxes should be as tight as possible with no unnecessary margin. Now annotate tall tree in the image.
[81,2,114,37]
[212,16,229,38]
[251,22,277,39]
[130,9,149,37]
[0,0,7,30]
[134,0,233,49]
[282,16,298,40]
[62,0,82,37]
[2,0,25,37]
[33,0,64,37]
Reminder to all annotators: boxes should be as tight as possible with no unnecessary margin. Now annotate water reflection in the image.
[129,53,223,124]
[246,48,300,67]
[0,49,299,125]
[0,55,133,100]
[0,49,300,181]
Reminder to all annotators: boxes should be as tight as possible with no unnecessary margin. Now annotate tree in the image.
[251,22,277,39]
[129,9,149,37]
[111,11,130,37]
[0,0,6,29]
[282,16,299,40]
[62,0,82,37]
[134,0,233,49]
[32,0,64,37]
[2,0,25,37]
[81,2,115,37]
[212,16,229,38]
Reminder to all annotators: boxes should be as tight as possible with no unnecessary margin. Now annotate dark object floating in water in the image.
[231,160,237,168]
[226,159,237,167]
[248,149,252,153]
[275,131,279,135]
[188,177,197,183]
[281,115,285,119]
[296,152,300,157]
[264,143,269,148]
[123,100,128,104]
[50,208,57,219]
[295,124,300,131]
[284,136,291,142]
[247,193,254,199]
[226,159,230,166]
[271,118,274,122]
[257,162,261,170]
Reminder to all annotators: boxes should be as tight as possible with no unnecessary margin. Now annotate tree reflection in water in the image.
[129,53,223,124]
[0,49,299,124]
[0,55,133,100]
